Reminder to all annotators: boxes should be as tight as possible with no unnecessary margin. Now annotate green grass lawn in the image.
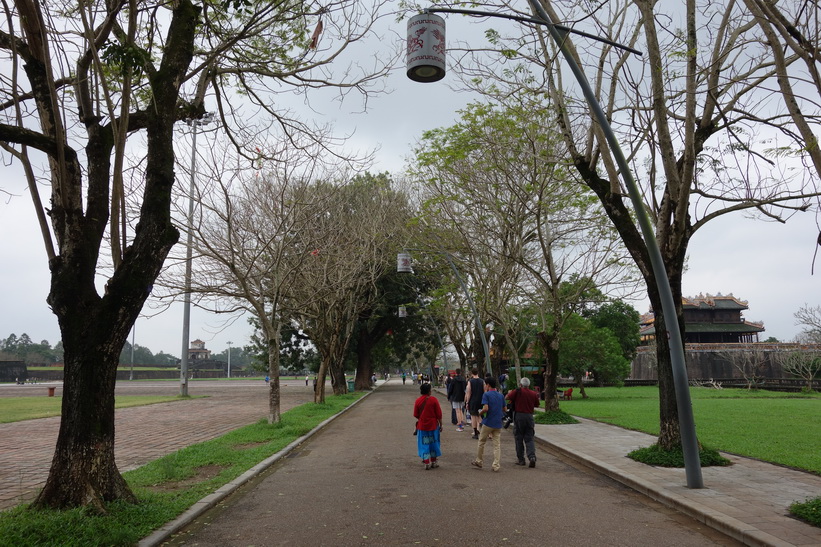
[559,386,821,474]
[0,396,191,423]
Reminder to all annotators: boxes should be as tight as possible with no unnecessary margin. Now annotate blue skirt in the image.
[416,428,442,461]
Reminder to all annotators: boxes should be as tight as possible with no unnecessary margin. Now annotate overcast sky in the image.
[1,11,818,358]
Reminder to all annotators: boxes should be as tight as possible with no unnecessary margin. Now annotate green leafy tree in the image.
[349,268,434,390]
[2,334,18,354]
[559,314,630,397]
[412,101,633,410]
[245,319,318,375]
[0,334,59,363]
[584,300,641,362]
[119,341,159,365]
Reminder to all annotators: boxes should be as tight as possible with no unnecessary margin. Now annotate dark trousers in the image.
[513,413,536,462]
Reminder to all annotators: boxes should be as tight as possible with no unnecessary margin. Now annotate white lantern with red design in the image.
[406,13,446,83]
[397,252,413,273]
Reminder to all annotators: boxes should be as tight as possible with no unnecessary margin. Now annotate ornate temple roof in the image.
[682,293,749,310]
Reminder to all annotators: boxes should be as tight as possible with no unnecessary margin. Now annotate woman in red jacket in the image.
[414,382,443,470]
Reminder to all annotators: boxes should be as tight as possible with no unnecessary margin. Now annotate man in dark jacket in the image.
[506,377,541,467]
[448,369,467,431]
[464,368,485,439]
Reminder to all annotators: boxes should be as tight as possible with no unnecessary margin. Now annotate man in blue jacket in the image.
[471,377,505,472]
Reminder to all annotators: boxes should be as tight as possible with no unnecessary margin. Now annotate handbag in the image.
[413,396,429,435]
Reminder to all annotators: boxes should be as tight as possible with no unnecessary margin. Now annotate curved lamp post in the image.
[406,4,703,488]
[398,305,450,385]
[398,249,492,375]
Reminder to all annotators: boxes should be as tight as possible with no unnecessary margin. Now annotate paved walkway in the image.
[2,379,820,546]
[152,380,739,546]
[540,417,821,546]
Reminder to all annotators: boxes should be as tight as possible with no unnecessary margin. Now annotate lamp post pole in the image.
[227,341,233,379]
[180,112,213,397]
[407,4,703,488]
[398,249,492,374]
[129,323,135,381]
[427,315,449,385]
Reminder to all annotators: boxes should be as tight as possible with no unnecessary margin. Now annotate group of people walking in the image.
[413,368,540,472]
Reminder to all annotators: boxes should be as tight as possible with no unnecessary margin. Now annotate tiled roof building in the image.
[640,293,764,344]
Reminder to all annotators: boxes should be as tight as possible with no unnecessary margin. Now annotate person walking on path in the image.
[506,377,540,467]
[464,368,485,439]
[448,369,467,431]
[413,383,443,470]
[471,377,505,472]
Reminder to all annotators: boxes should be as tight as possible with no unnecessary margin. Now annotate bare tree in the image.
[777,348,821,392]
[161,133,351,423]
[782,304,821,390]
[0,0,395,509]
[286,175,411,402]
[741,0,821,185]
[795,304,821,342]
[718,348,768,390]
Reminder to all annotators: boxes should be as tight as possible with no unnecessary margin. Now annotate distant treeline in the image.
[1,332,254,368]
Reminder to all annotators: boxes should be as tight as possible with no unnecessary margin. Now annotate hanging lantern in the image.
[398,305,408,318]
[397,252,413,273]
[406,13,446,83]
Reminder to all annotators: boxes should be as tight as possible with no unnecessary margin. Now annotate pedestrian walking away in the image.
[464,367,485,439]
[448,369,467,431]
[472,377,505,472]
[413,383,443,470]
[506,377,540,467]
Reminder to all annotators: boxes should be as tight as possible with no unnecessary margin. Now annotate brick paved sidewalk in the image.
[0,380,315,510]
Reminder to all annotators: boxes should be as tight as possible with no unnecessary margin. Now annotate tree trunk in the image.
[472,325,486,376]
[537,331,560,412]
[354,319,386,391]
[649,292,684,450]
[571,153,692,451]
[33,317,138,512]
[315,358,329,403]
[355,333,374,391]
[490,334,504,382]
[577,377,587,399]
[330,362,347,395]
[267,325,281,424]
[28,0,199,510]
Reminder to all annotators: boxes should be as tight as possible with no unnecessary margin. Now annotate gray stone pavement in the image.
[539,416,821,546]
[3,379,821,546]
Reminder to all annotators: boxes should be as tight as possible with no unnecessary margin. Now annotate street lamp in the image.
[399,306,450,385]
[227,341,233,379]
[129,323,135,381]
[407,4,703,488]
[179,111,214,397]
